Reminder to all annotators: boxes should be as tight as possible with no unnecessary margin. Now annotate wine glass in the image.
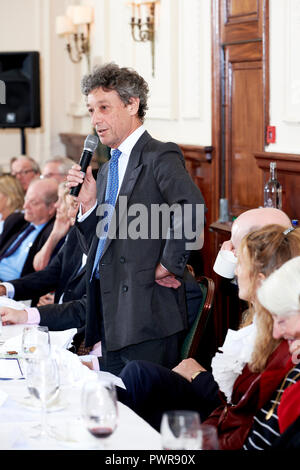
[26,356,60,439]
[199,424,219,450]
[160,410,201,450]
[21,325,50,359]
[81,379,118,447]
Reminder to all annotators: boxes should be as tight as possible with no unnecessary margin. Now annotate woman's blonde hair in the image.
[0,174,24,216]
[238,224,300,372]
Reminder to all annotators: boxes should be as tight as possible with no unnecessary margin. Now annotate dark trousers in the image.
[117,359,221,431]
[99,324,184,376]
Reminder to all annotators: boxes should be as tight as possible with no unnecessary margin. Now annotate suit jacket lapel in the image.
[96,165,109,205]
[98,130,152,259]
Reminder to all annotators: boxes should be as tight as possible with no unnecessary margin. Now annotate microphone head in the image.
[84,134,99,152]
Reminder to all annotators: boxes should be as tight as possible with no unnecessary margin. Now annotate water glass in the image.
[21,325,50,358]
[26,356,60,438]
[160,410,201,450]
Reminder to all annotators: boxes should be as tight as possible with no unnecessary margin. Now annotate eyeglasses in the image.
[12,169,35,177]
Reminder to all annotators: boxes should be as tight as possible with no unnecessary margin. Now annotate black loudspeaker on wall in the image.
[0,51,41,129]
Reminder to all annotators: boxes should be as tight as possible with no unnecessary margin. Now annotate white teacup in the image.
[213,249,237,279]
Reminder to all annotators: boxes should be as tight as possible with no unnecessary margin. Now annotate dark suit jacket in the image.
[0,212,55,279]
[10,226,87,310]
[46,131,206,351]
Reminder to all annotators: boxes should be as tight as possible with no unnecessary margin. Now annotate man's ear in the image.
[127,97,140,116]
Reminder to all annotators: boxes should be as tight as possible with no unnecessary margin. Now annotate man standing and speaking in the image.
[67,63,206,375]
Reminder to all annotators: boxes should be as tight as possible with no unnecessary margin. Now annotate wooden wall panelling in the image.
[225,50,264,214]
[254,151,300,220]
[221,0,262,42]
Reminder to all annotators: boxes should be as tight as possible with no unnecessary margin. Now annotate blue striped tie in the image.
[91,149,122,280]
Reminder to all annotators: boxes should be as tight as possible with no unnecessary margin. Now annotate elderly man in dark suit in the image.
[53,63,206,375]
[0,177,58,281]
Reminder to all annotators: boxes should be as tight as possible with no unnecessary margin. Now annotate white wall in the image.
[79,0,212,146]
[268,0,300,154]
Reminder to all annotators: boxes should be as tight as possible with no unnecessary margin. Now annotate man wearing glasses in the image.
[41,157,74,183]
[11,155,40,192]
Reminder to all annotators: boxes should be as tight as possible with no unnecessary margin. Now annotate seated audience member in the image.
[0,174,24,234]
[0,178,58,281]
[33,182,77,272]
[0,192,86,317]
[41,157,74,183]
[219,206,291,255]
[10,155,40,192]
[117,224,300,451]
[242,253,300,449]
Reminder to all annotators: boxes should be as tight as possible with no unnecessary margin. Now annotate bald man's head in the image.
[231,208,291,251]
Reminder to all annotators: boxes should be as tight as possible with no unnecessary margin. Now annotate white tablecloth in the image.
[0,324,162,450]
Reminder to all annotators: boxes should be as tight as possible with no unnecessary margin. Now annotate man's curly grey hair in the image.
[81,63,149,122]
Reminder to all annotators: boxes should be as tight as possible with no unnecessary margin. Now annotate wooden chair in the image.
[180,275,215,360]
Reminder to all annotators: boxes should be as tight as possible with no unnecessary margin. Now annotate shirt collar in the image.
[117,125,145,157]
[31,222,46,231]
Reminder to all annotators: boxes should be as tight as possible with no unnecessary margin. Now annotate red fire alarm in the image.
[267,125,276,144]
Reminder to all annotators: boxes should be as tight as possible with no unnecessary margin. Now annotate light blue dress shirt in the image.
[0,223,46,281]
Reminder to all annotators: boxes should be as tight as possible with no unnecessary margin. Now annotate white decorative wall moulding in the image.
[284,0,300,123]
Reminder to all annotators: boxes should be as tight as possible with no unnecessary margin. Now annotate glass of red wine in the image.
[81,379,118,448]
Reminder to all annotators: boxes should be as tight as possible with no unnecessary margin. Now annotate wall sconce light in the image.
[129,1,160,77]
[56,5,94,71]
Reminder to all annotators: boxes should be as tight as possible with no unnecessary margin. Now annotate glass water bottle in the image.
[264,162,282,209]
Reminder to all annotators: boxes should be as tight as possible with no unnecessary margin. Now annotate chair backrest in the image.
[180,275,215,360]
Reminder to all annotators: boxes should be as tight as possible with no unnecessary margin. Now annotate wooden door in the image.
[212,0,269,218]
[210,0,269,346]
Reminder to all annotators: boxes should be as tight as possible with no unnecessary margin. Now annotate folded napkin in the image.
[211,317,257,403]
[0,328,77,355]
[52,347,99,386]
[50,329,77,350]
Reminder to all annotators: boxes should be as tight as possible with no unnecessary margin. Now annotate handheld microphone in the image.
[70,134,99,197]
